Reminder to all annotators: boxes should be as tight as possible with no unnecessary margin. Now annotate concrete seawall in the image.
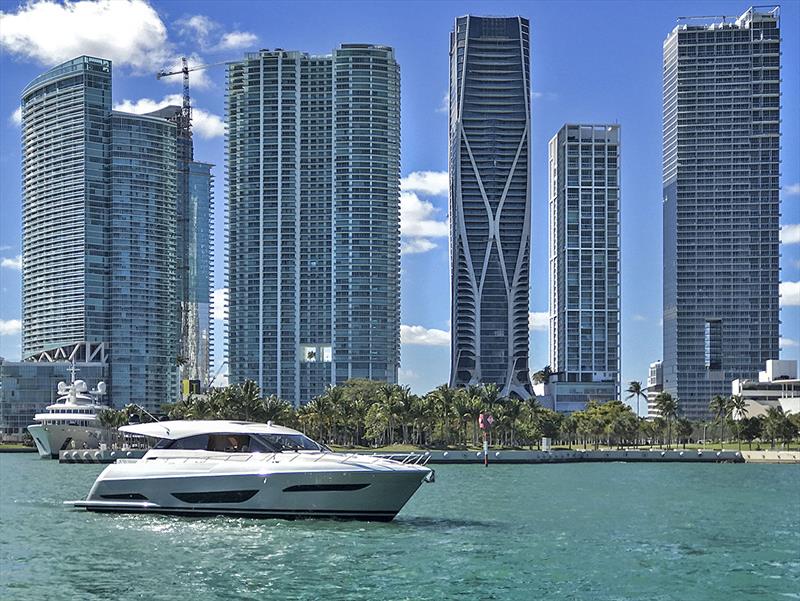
[57,448,800,464]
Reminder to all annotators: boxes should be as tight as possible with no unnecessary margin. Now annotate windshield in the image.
[253,433,328,452]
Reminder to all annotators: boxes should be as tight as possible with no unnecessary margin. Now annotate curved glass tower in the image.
[20,56,179,410]
[448,16,533,399]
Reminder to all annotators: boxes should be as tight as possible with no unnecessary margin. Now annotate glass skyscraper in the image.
[548,124,621,411]
[20,56,180,411]
[662,7,781,420]
[448,16,533,399]
[226,45,400,406]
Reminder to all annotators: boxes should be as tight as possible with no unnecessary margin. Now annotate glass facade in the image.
[449,16,533,399]
[19,56,180,411]
[226,45,400,406]
[662,7,781,419]
[548,124,620,407]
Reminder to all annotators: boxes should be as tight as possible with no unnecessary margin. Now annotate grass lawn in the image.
[330,441,800,453]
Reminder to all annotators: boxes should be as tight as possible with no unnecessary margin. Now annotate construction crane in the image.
[156,57,227,131]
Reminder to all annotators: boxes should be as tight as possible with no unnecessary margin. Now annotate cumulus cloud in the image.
[783,183,800,197]
[216,31,258,51]
[0,0,170,71]
[156,53,213,90]
[401,171,448,197]
[1,255,22,270]
[781,224,800,245]
[780,337,798,349]
[212,287,227,320]
[400,191,448,255]
[177,14,216,41]
[436,91,449,114]
[780,281,800,306]
[0,319,21,336]
[399,171,449,255]
[528,311,548,331]
[9,107,21,126]
[400,324,450,346]
[113,95,224,139]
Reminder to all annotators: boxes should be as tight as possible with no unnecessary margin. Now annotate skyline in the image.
[0,0,799,406]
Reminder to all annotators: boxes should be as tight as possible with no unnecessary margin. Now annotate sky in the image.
[0,0,798,407]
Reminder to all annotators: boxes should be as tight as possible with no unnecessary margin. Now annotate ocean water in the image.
[1,453,798,601]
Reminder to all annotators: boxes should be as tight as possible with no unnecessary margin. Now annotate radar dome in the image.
[57,381,67,394]
[97,382,107,394]
[74,380,88,393]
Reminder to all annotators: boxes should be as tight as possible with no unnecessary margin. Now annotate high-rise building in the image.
[226,45,400,406]
[548,124,621,411]
[146,105,214,388]
[662,7,781,420]
[19,56,180,411]
[646,360,663,420]
[448,16,533,399]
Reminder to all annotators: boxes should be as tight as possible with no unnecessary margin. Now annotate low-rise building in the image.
[646,360,663,420]
[732,360,799,419]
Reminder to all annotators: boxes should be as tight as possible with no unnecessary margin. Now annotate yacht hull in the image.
[70,457,431,521]
[28,424,103,459]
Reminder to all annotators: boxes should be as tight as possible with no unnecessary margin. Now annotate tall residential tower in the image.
[662,7,781,419]
[448,16,533,399]
[226,45,401,406]
[19,56,185,411]
[548,124,621,412]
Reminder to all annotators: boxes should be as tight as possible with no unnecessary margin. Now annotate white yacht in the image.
[68,420,434,521]
[27,365,109,459]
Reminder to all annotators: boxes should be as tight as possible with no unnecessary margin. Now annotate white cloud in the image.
[780,281,800,306]
[177,15,216,41]
[401,238,437,255]
[398,368,419,381]
[400,324,450,346]
[400,191,448,256]
[1,255,21,270]
[216,31,258,51]
[9,107,21,126]
[112,95,223,139]
[632,314,646,322]
[781,224,800,245]
[528,311,548,331]
[401,171,448,196]
[436,92,449,114]
[783,183,800,197]
[780,337,798,349]
[212,287,227,320]
[0,0,170,71]
[0,319,21,336]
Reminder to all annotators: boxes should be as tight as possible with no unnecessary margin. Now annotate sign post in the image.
[478,412,494,467]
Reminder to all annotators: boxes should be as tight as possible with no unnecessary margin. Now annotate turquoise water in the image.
[1,453,798,600]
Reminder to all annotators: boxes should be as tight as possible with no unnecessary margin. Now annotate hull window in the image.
[171,490,259,504]
[283,483,370,493]
[100,493,149,500]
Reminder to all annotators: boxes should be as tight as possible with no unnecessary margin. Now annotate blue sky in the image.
[0,0,798,403]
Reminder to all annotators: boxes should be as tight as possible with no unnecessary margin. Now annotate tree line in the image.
[90,378,800,450]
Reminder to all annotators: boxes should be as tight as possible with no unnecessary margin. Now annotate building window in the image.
[705,319,722,371]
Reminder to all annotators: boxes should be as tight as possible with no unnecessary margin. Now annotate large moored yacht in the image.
[27,364,108,458]
[68,420,433,521]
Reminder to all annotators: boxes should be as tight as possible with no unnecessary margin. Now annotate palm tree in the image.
[431,385,457,446]
[729,394,748,450]
[377,383,401,445]
[655,392,678,449]
[532,365,553,385]
[676,418,693,449]
[709,395,731,450]
[626,381,647,446]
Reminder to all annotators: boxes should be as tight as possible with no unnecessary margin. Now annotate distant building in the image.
[19,56,181,411]
[0,354,109,440]
[226,45,401,405]
[646,360,663,420]
[548,124,621,411]
[145,106,215,389]
[732,360,800,418]
[662,7,781,420]
[449,16,533,399]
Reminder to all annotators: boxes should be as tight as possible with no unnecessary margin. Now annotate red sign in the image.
[478,413,494,431]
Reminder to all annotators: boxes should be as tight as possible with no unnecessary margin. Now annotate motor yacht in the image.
[67,420,433,521]
[27,365,109,459]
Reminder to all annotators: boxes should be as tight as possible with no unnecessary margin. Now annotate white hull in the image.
[28,424,103,459]
[70,450,431,521]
